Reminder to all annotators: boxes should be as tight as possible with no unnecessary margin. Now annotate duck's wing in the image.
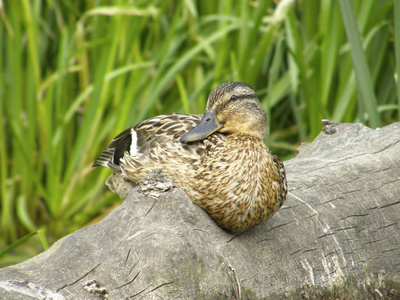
[92,113,202,171]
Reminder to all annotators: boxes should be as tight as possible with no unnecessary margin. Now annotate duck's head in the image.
[180,82,267,143]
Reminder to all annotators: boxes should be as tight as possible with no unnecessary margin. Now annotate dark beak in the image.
[180,109,222,143]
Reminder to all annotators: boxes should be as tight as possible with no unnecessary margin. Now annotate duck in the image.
[93,82,287,232]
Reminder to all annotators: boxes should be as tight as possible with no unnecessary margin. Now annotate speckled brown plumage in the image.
[93,82,287,232]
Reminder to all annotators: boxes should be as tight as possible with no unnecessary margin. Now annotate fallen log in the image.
[0,121,399,299]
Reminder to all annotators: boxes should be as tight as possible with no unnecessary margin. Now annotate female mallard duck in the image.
[93,82,287,232]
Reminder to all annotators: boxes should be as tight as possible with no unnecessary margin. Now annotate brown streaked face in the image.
[180,82,267,143]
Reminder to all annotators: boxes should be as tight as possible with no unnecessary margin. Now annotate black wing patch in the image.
[112,130,132,165]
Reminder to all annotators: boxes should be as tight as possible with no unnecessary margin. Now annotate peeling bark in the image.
[0,122,400,299]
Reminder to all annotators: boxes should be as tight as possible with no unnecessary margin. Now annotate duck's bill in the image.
[180,109,222,143]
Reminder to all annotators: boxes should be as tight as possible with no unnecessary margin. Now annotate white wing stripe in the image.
[130,128,138,155]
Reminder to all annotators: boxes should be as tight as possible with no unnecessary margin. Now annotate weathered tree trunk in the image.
[0,122,399,299]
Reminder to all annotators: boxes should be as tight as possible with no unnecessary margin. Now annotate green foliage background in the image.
[1,0,399,266]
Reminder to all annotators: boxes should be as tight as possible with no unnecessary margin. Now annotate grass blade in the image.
[0,232,38,259]
[338,0,380,128]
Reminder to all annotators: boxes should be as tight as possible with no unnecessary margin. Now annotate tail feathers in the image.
[92,148,121,171]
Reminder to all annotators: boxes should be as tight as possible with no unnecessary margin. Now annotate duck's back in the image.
[93,113,203,171]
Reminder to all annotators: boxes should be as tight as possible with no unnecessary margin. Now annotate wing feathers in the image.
[92,113,203,170]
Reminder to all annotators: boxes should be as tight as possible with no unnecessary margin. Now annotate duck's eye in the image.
[230,95,238,101]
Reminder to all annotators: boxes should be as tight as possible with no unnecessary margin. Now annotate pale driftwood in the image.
[0,122,399,299]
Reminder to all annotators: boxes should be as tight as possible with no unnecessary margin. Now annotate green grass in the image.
[0,0,398,266]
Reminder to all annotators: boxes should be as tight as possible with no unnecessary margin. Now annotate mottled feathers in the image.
[93,82,287,232]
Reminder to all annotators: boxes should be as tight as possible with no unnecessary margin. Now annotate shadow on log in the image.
[1,122,400,299]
